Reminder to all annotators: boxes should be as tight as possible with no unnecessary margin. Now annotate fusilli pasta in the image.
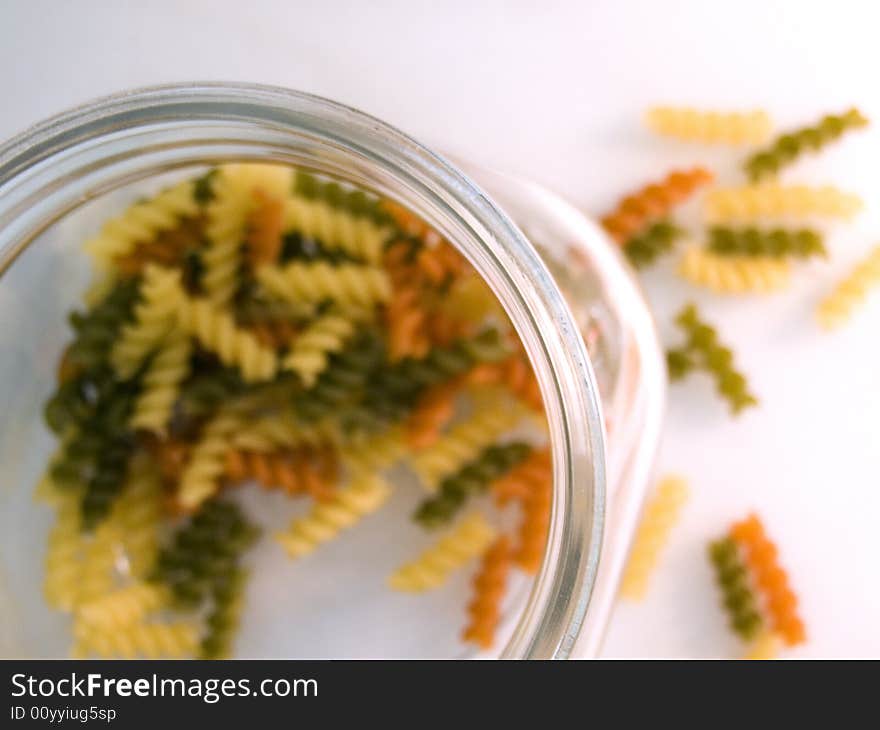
[678,245,791,294]
[705,184,863,223]
[645,107,772,145]
[817,246,880,329]
[388,512,496,593]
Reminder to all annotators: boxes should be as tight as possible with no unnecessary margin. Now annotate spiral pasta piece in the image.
[623,220,684,269]
[405,381,460,449]
[175,292,278,382]
[466,354,544,412]
[84,179,199,268]
[229,412,338,453]
[383,240,431,361]
[74,620,199,659]
[462,536,512,649]
[645,107,772,144]
[246,188,285,267]
[708,537,764,641]
[202,163,292,306]
[43,494,86,611]
[276,474,391,559]
[601,167,714,243]
[282,311,358,386]
[817,246,880,329]
[730,514,805,646]
[283,193,392,264]
[129,329,192,435]
[77,519,125,607]
[620,476,688,600]
[114,215,205,278]
[708,226,825,259]
[201,569,247,659]
[224,447,338,501]
[388,512,496,593]
[114,457,164,578]
[491,448,552,506]
[513,454,552,574]
[176,413,242,511]
[77,583,169,629]
[256,260,391,311]
[705,184,863,223]
[410,398,524,490]
[678,245,791,294]
[744,108,869,181]
[338,426,407,476]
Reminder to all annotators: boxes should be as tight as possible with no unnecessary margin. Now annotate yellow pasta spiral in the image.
[620,476,688,600]
[129,329,192,436]
[111,265,183,378]
[77,520,125,607]
[175,293,278,383]
[43,495,86,611]
[177,412,242,511]
[339,427,407,475]
[283,194,391,264]
[410,399,523,490]
[114,457,164,578]
[817,246,880,329]
[73,620,199,659]
[705,184,863,223]
[229,412,338,453]
[256,261,391,310]
[77,583,169,629]
[83,180,199,268]
[202,163,292,306]
[678,246,791,294]
[645,107,772,145]
[282,311,358,386]
[388,512,496,593]
[275,474,391,559]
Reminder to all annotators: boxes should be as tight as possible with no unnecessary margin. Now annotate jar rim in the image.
[0,82,606,658]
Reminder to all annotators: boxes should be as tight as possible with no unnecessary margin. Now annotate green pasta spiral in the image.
[708,226,825,259]
[293,171,392,227]
[624,221,684,268]
[708,537,763,641]
[349,329,509,431]
[671,304,758,415]
[294,331,386,422]
[200,568,248,660]
[414,442,532,528]
[66,279,141,372]
[193,169,218,205]
[152,499,260,608]
[744,108,868,182]
[177,365,247,422]
[280,231,365,265]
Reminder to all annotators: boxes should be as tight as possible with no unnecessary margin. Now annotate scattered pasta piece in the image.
[744,108,868,182]
[619,476,688,600]
[817,245,880,329]
[646,107,772,145]
[743,632,781,660]
[707,226,825,259]
[730,514,806,646]
[678,245,791,294]
[708,537,764,641]
[668,304,758,415]
[705,184,863,223]
[623,220,685,269]
[601,167,713,244]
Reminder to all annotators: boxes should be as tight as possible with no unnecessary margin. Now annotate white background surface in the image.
[2,0,879,657]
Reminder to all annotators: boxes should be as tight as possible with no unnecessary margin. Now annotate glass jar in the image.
[0,83,664,658]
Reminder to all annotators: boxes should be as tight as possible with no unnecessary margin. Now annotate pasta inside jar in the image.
[0,85,661,659]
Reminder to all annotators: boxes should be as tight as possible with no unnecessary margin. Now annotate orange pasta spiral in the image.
[601,167,714,243]
[462,535,513,649]
[730,514,806,646]
[467,353,543,412]
[510,449,552,573]
[224,447,338,502]
[405,380,461,449]
[382,240,431,360]
[416,240,467,287]
[492,448,552,506]
[246,188,284,267]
